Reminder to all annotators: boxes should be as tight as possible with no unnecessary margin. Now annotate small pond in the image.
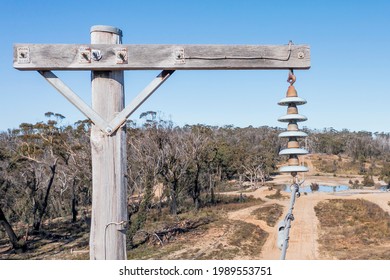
[380,186,390,192]
[284,185,350,193]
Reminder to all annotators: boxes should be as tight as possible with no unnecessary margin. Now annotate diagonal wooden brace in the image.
[107,70,174,134]
[39,70,174,135]
[39,70,111,134]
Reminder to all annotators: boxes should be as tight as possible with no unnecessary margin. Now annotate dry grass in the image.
[314,199,390,259]
[128,212,268,260]
[0,219,90,260]
[212,195,265,212]
[310,154,381,176]
[181,220,268,260]
[129,193,267,259]
[251,204,284,227]
[265,189,288,200]
[0,194,267,260]
[225,220,268,258]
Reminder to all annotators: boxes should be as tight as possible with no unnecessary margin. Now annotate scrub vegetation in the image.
[315,199,390,259]
[1,112,390,259]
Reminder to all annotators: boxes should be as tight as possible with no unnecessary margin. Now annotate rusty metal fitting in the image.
[287,70,296,85]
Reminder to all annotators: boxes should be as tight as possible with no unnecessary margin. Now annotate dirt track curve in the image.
[227,187,390,260]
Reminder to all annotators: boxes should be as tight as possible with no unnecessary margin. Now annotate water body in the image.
[380,186,390,192]
[284,185,350,193]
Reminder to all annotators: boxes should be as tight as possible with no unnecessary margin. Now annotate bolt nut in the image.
[105,127,113,134]
[115,48,128,64]
[17,47,30,64]
[298,52,305,59]
[174,48,185,64]
[79,47,91,63]
[92,50,102,61]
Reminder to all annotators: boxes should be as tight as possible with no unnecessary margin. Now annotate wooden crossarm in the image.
[14,44,310,71]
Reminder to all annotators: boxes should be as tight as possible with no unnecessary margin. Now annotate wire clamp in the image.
[17,47,30,64]
[174,48,185,64]
[115,47,128,64]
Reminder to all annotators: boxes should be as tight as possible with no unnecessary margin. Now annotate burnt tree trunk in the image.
[33,162,57,231]
[170,179,178,215]
[127,173,154,248]
[192,163,201,210]
[0,206,26,252]
[71,177,78,223]
[209,173,216,205]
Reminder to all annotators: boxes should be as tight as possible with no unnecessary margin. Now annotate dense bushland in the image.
[1,112,390,252]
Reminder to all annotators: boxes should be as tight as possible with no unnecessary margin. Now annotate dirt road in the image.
[227,188,322,260]
[227,186,390,260]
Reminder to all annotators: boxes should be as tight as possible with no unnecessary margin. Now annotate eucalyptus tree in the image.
[182,124,214,210]
[126,118,162,246]
[0,137,27,251]
[157,125,190,215]
[8,113,71,231]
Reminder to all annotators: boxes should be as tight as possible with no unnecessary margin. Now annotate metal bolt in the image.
[92,50,102,61]
[298,52,305,59]
[118,52,125,60]
[174,48,185,64]
[176,53,182,59]
[17,47,30,64]
[115,48,128,64]
[82,52,89,60]
[105,127,113,134]
[78,47,91,63]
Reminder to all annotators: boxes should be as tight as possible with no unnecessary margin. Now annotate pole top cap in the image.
[90,25,122,36]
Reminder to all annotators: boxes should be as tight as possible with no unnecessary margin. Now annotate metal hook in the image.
[287,69,296,85]
[288,40,293,51]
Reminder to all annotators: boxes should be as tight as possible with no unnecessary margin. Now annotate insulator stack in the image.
[278,72,309,175]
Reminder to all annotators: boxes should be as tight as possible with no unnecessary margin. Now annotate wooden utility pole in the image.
[89,26,127,260]
[13,25,310,260]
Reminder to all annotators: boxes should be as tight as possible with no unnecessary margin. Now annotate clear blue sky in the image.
[1,0,389,133]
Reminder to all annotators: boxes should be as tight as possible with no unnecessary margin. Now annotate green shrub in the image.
[362,174,375,187]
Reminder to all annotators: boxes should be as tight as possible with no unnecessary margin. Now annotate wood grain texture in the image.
[14,44,310,70]
[89,28,127,260]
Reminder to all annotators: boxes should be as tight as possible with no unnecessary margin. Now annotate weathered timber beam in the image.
[14,44,310,70]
